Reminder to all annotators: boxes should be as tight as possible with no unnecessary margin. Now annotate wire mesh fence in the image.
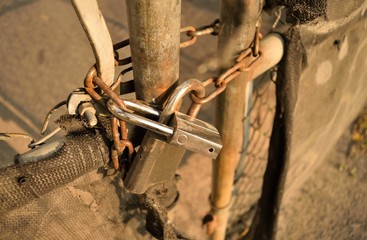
[227,77,276,237]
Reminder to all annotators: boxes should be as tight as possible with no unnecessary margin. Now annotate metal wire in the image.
[28,127,62,148]
[41,100,67,135]
[1,101,64,149]
[0,133,34,142]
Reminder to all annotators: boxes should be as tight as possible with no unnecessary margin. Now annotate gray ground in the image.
[0,0,366,239]
[277,109,367,240]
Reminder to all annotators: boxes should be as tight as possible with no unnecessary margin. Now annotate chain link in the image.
[189,24,263,104]
[84,71,135,172]
[84,38,135,172]
[187,19,220,37]
[190,48,262,105]
[180,19,220,48]
[113,20,220,52]
[180,26,198,48]
[113,39,132,66]
[111,117,134,171]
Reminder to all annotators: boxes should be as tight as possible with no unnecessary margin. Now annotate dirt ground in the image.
[277,107,367,240]
[0,0,366,239]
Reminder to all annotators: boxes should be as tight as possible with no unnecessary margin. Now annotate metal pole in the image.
[211,0,261,239]
[124,0,182,227]
[126,0,181,103]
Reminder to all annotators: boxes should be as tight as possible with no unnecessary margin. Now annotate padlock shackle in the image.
[107,100,174,137]
[159,79,205,124]
[122,99,161,119]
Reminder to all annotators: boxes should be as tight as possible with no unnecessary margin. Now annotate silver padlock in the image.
[108,102,221,158]
[169,112,221,158]
[107,79,222,194]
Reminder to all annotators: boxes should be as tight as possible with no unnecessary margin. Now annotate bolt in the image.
[78,102,98,127]
[84,110,98,127]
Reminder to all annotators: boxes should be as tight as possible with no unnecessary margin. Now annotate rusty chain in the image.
[82,18,261,171]
[84,70,135,171]
[82,18,223,167]
[83,39,135,171]
[190,40,262,105]
[180,19,220,48]
[180,18,262,105]
[113,39,132,66]
[111,117,134,171]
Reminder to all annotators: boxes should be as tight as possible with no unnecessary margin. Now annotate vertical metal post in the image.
[211,0,261,239]
[126,0,181,103]
[124,0,182,212]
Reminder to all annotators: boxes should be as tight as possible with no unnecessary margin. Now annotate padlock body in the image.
[168,112,222,159]
[124,132,185,194]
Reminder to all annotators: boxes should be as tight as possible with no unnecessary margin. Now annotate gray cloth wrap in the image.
[0,131,108,214]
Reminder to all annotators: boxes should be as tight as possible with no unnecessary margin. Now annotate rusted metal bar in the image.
[211,0,262,239]
[123,1,182,232]
[126,0,181,103]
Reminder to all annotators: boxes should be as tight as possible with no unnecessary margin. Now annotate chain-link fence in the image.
[227,76,276,238]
